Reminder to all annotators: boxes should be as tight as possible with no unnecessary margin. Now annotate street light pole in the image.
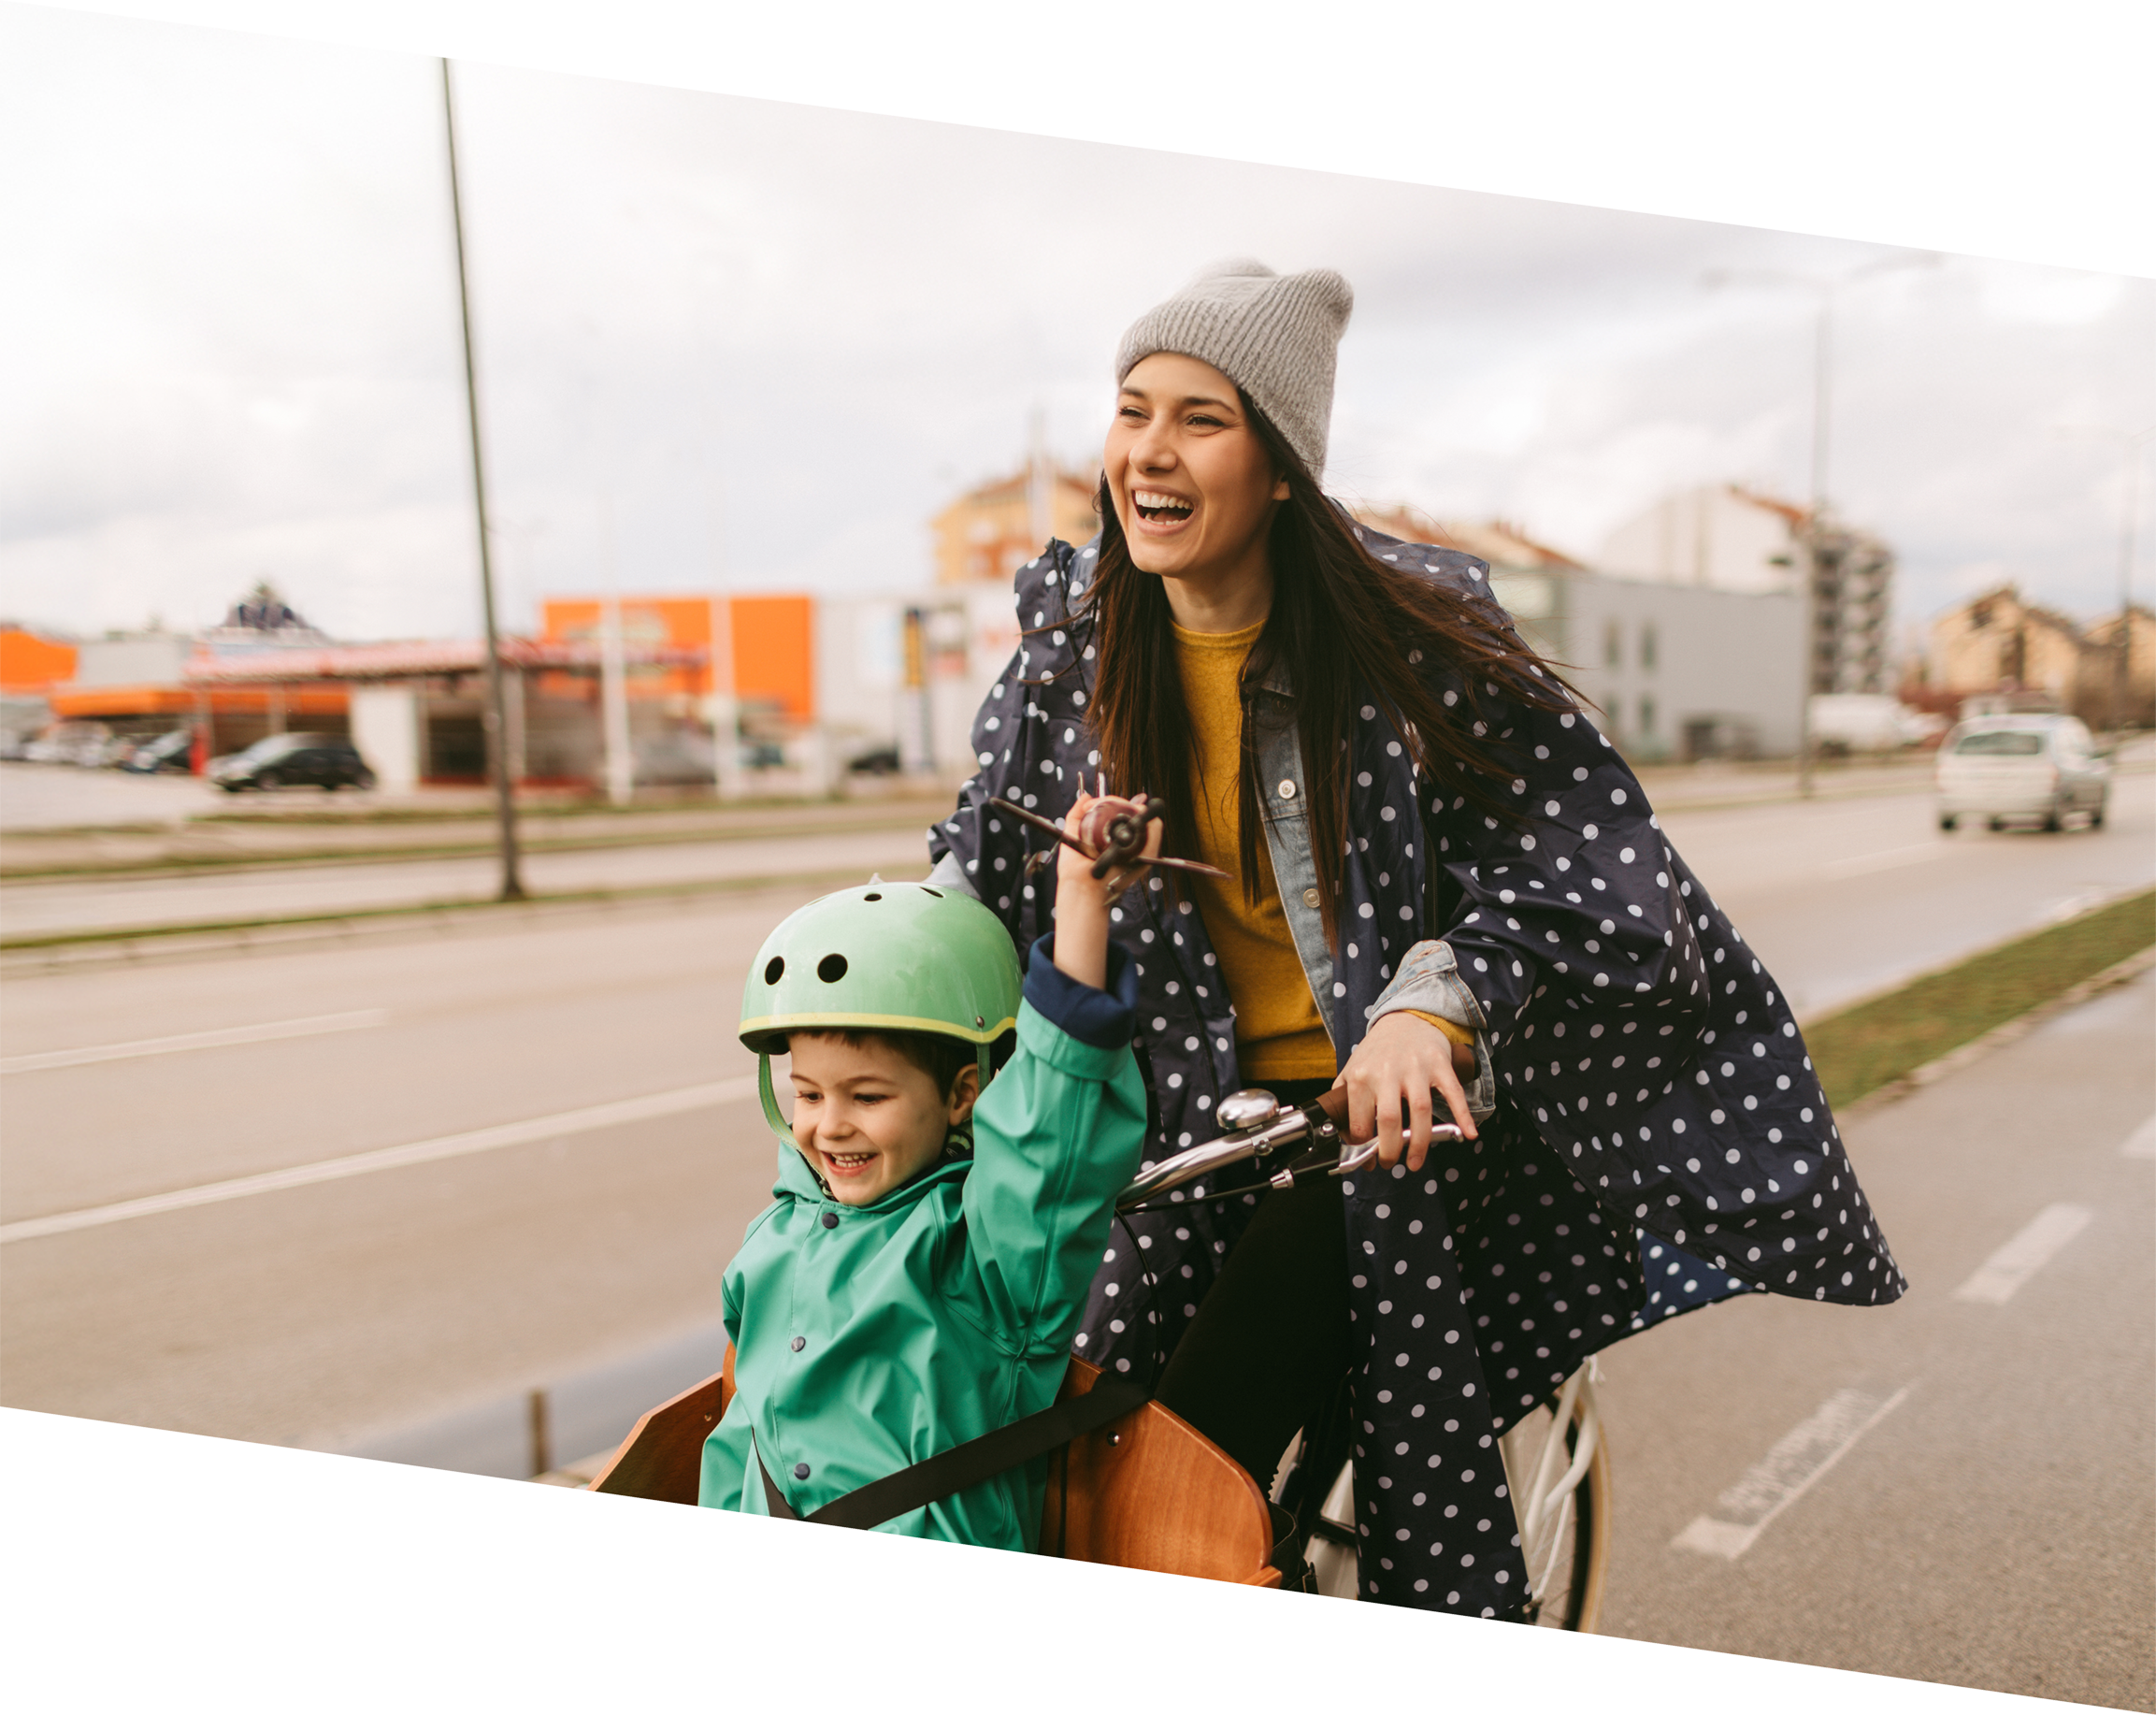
[1704,251,1937,797]
[2103,427,2153,732]
[2058,424,2154,734]
[1795,290,1834,798]
[440,58,525,901]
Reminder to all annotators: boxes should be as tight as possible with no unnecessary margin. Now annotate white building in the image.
[1599,484,1895,697]
[1598,484,1801,595]
[1359,509,1804,761]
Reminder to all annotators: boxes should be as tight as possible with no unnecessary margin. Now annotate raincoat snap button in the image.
[1276,779,1297,800]
[1301,886,1320,908]
[793,1463,811,1480]
[790,1335,806,1352]
[820,1212,839,1229]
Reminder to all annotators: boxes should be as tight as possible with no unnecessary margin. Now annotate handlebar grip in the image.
[1312,1085,1469,1132]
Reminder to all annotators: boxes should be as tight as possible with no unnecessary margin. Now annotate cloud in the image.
[2,5,2149,649]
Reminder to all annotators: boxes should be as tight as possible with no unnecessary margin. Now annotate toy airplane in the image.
[1004,777,1230,883]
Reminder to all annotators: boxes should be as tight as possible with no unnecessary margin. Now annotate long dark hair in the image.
[1079,394,1574,949]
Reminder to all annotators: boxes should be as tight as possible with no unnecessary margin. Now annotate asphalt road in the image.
[0,785,2149,1704]
[5,771,2149,1017]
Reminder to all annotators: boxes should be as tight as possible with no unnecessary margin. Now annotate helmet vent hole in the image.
[763,957,784,985]
[817,954,848,983]
[919,886,943,899]
[863,891,882,901]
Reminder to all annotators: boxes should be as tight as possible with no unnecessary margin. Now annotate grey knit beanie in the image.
[1114,258,1354,482]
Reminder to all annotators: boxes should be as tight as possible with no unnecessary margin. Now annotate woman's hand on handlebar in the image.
[1333,1011,1478,1171]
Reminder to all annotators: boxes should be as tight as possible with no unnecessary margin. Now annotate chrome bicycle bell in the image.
[1216,1088,1281,1132]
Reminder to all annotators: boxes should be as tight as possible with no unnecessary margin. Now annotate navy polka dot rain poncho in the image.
[926,525,1905,1616]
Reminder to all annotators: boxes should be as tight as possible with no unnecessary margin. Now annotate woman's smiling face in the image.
[1104,352,1287,594]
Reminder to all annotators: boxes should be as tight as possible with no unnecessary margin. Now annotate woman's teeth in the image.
[1134,490,1191,520]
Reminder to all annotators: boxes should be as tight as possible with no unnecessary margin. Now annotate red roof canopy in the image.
[182,638,706,684]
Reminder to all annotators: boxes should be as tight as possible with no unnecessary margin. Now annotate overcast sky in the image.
[4,3,2151,650]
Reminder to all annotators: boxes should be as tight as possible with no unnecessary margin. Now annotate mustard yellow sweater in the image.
[1172,621,1472,1082]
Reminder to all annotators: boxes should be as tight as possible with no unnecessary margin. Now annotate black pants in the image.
[1151,1078,1350,1489]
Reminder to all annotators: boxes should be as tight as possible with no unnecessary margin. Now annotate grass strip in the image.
[0,867,876,953]
[0,813,933,882]
[1806,887,2156,1108]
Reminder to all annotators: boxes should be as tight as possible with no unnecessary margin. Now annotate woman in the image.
[927,259,1904,1618]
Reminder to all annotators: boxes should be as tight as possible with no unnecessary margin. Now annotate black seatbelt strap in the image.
[753,1378,1148,1532]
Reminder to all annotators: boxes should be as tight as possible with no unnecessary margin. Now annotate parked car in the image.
[22,720,122,766]
[1935,714,2109,832]
[846,744,903,777]
[208,732,376,792]
[118,728,196,774]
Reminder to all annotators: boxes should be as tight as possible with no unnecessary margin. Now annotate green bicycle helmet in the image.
[740,881,1022,1143]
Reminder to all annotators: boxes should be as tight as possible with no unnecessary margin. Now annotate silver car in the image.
[1935,714,2110,832]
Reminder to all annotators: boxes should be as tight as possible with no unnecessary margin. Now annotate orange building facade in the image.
[540,594,815,722]
[0,627,79,696]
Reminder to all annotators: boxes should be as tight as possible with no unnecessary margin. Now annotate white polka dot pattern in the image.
[926,528,1906,1618]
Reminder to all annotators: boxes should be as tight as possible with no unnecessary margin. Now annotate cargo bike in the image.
[583,1081,1611,1629]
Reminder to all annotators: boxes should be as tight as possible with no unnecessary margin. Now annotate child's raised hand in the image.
[1058,792,1164,905]
[1050,792,1161,990]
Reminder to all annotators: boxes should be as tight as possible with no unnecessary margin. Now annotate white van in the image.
[1935,714,2110,832]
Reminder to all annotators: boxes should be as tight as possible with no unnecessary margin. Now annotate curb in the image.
[1841,942,2156,1119]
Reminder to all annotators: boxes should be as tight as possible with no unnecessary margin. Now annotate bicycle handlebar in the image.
[1114,1086,1464,1214]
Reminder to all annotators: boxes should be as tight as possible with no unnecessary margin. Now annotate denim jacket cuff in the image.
[1363,938,1497,1122]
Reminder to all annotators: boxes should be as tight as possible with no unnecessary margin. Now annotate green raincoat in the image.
[698,940,1145,1550]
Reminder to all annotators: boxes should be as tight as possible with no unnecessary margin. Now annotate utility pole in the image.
[441,59,525,901]
[2061,424,2154,734]
[1705,251,1937,796]
[1027,406,1053,551]
[2116,432,2150,732]
[1797,292,1833,797]
[596,483,633,808]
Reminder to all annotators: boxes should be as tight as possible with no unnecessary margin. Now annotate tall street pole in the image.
[441,58,525,901]
[2108,428,2152,732]
[1796,288,1833,798]
[1705,252,1936,800]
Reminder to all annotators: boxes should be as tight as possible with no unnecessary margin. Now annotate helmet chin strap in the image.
[758,1052,793,1145]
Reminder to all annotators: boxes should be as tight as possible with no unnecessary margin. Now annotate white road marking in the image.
[1951,1203,2093,1304]
[1673,1384,1913,1560]
[2122,1114,2156,1160]
[0,1075,761,1245]
[0,1010,390,1075]
[1820,843,1946,880]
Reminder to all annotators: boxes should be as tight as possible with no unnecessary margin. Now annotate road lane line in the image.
[1672,1384,1913,1560]
[2122,1115,2156,1160]
[1950,1203,2093,1304]
[0,1010,390,1074]
[0,1075,761,1245]
[1820,843,1946,880]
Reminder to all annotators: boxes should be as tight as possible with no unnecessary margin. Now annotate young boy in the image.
[698,796,1157,1550]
